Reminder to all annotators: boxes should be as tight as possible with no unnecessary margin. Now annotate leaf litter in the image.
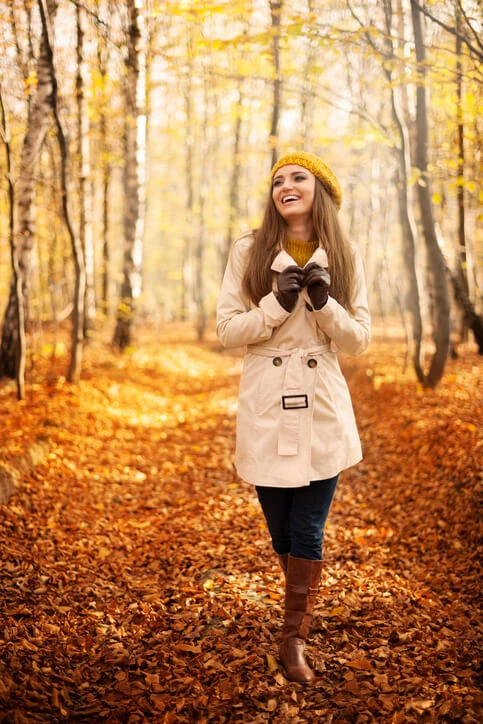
[0,329,481,723]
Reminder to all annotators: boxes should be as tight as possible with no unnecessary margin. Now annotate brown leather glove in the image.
[303,262,331,310]
[276,265,305,312]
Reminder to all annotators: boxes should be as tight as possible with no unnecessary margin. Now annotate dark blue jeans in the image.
[256,476,339,561]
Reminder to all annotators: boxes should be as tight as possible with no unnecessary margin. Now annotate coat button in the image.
[273,357,283,367]
[307,358,317,368]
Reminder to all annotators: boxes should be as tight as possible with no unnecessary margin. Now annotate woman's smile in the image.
[281,194,300,205]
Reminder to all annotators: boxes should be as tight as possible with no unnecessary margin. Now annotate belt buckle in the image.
[282,394,308,410]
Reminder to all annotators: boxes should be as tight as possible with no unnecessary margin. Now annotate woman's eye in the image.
[295,175,307,181]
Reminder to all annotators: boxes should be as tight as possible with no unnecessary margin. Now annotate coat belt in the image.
[247,344,330,457]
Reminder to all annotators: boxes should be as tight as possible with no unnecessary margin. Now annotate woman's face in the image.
[271,164,316,224]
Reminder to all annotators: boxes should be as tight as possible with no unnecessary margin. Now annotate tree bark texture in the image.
[0,0,58,380]
[182,30,195,323]
[76,2,96,335]
[194,78,209,342]
[222,79,244,276]
[449,5,481,353]
[0,86,25,399]
[113,0,146,350]
[96,26,111,319]
[410,0,451,388]
[390,0,424,382]
[38,0,86,383]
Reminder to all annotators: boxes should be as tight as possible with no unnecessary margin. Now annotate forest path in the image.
[0,330,481,723]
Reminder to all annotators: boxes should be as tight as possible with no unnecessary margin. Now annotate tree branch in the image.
[411,0,483,62]
[456,0,483,53]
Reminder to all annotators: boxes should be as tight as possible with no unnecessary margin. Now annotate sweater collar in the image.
[271,246,328,272]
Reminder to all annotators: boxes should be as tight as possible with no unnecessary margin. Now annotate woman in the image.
[216,151,370,683]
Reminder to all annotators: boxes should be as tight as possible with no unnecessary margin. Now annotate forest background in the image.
[0,2,482,722]
[0,0,482,395]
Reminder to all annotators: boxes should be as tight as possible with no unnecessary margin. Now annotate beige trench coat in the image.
[216,232,371,488]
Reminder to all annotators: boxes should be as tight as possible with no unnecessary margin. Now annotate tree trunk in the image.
[410,0,451,388]
[38,0,86,383]
[76,2,96,336]
[194,77,209,342]
[95,20,111,320]
[391,0,424,382]
[269,0,282,167]
[436,228,483,355]
[182,47,194,324]
[113,0,146,351]
[222,78,244,274]
[101,120,111,319]
[455,8,467,297]
[449,274,483,355]
[0,87,25,399]
[449,5,481,354]
[0,0,58,380]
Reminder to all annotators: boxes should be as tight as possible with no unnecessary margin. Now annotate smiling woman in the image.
[216,151,371,683]
[271,166,316,231]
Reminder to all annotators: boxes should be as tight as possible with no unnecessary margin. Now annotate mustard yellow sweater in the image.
[284,238,318,267]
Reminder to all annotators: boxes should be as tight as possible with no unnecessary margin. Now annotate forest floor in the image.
[0,325,481,723]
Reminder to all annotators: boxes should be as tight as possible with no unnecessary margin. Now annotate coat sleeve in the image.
[216,236,290,349]
[313,248,371,356]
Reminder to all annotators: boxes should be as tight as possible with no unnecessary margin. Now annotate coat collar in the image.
[271,246,328,272]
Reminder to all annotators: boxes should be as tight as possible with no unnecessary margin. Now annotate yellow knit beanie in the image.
[271,151,342,209]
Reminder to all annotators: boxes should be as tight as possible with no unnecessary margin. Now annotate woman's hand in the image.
[276,265,305,312]
[303,262,331,310]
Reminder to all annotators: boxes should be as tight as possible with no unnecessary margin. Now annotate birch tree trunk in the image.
[182,40,194,323]
[269,0,282,167]
[113,0,146,350]
[94,11,111,320]
[38,0,86,383]
[455,7,468,303]
[76,2,96,335]
[410,0,451,387]
[0,0,58,380]
[100,134,111,318]
[194,77,209,341]
[391,0,424,381]
[222,77,244,274]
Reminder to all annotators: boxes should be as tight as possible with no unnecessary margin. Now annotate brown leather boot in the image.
[278,553,289,577]
[279,555,323,683]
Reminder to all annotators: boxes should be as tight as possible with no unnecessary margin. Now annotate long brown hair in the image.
[242,180,356,313]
